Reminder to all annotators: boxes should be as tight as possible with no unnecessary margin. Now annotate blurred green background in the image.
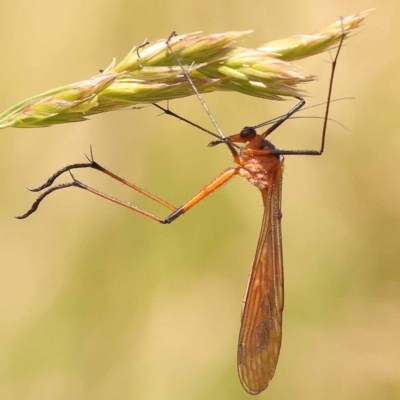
[1,1,399,400]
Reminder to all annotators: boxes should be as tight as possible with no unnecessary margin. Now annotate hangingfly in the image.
[17,28,346,394]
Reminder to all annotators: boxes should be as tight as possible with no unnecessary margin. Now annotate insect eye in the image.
[240,126,257,139]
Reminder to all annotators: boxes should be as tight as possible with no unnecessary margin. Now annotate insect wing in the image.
[237,163,284,394]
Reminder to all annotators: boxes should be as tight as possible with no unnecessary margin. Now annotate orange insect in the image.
[17,31,345,394]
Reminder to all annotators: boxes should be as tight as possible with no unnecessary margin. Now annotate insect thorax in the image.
[239,155,281,190]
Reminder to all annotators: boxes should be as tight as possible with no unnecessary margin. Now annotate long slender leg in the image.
[165,32,239,160]
[206,97,303,148]
[153,103,243,165]
[163,167,240,223]
[17,161,240,223]
[209,22,346,156]
[282,23,346,156]
[27,156,176,210]
[260,97,305,137]
[217,26,346,160]
[266,23,346,157]
[314,25,345,155]
[153,103,222,141]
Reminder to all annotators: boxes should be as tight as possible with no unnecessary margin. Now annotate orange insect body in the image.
[220,131,284,394]
[239,146,282,191]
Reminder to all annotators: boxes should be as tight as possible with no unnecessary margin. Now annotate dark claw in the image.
[208,139,224,147]
[16,182,77,219]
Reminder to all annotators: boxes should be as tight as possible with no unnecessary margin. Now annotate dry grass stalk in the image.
[0,9,374,129]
